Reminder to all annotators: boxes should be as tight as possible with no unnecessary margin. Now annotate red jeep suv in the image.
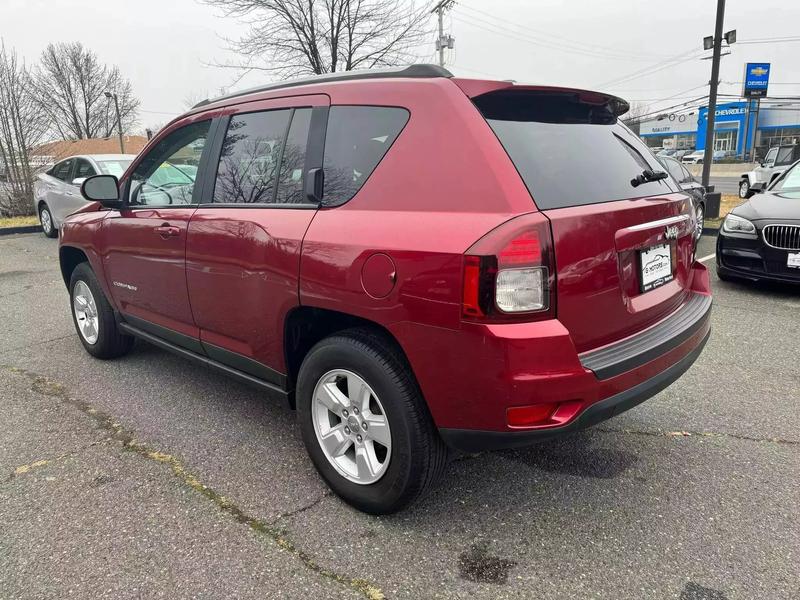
[59,65,711,514]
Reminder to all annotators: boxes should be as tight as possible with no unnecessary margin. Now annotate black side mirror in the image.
[81,174,121,208]
[305,167,324,204]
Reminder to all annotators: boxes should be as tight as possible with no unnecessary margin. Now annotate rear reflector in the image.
[507,400,583,428]
[462,255,484,318]
[507,403,558,427]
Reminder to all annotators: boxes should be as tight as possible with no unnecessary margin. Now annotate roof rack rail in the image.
[192,64,453,109]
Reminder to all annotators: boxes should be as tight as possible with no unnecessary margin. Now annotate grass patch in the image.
[0,215,38,228]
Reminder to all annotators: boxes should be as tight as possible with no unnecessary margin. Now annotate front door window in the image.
[127,120,210,206]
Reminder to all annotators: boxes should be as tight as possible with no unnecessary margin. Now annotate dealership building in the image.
[638,100,800,156]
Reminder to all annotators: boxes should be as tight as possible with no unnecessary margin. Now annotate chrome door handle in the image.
[154,225,180,238]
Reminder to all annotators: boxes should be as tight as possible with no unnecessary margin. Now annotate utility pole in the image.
[104,91,125,153]
[432,1,455,68]
[700,0,726,188]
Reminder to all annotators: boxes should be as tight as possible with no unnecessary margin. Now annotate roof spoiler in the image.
[453,78,630,117]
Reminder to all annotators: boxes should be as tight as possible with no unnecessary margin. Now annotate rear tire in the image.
[297,328,448,514]
[69,262,134,359]
[39,204,57,238]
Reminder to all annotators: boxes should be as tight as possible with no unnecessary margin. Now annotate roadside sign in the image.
[742,63,770,97]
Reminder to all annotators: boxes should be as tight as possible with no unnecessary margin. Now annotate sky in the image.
[1,0,799,134]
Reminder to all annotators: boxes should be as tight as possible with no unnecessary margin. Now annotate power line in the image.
[454,3,669,62]
[596,47,705,88]
[451,13,674,64]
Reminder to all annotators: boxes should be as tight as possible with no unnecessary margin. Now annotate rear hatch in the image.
[472,87,696,352]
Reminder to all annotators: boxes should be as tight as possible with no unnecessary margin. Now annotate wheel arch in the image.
[59,245,89,287]
[284,306,413,409]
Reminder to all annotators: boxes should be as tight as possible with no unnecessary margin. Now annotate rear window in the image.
[474,91,678,210]
[322,106,409,206]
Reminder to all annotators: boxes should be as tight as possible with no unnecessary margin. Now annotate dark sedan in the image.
[657,155,705,240]
[717,159,800,284]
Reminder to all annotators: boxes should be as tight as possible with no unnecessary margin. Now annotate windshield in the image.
[770,161,800,193]
[98,160,132,177]
[474,91,677,209]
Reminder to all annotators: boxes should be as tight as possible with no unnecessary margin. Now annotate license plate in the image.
[639,244,673,292]
[788,252,800,269]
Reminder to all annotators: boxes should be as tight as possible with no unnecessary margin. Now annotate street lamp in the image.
[104,91,125,153]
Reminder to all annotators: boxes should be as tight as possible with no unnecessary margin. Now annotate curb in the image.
[0,225,41,236]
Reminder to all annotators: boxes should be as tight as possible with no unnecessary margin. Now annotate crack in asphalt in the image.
[270,490,332,524]
[596,426,798,446]
[3,365,385,600]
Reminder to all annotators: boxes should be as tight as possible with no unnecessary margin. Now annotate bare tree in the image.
[32,42,140,140]
[0,43,48,216]
[203,0,433,80]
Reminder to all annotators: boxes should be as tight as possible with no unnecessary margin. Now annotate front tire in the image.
[739,179,753,199]
[39,204,57,238]
[297,329,448,514]
[69,263,134,359]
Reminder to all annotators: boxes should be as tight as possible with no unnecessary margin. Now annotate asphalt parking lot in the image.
[0,232,798,599]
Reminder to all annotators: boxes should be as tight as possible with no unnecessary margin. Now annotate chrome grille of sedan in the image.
[763,224,800,250]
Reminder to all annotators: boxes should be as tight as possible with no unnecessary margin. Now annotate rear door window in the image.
[52,159,74,181]
[74,158,97,180]
[213,109,290,204]
[321,106,409,206]
[474,91,679,210]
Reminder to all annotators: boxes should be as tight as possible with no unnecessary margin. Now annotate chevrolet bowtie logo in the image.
[750,66,768,76]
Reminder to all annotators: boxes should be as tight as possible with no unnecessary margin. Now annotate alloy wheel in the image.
[311,369,392,485]
[40,207,53,234]
[73,280,99,344]
[695,204,704,239]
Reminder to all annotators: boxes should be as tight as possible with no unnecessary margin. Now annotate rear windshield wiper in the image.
[631,169,668,187]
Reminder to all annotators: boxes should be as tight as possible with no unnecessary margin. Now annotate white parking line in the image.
[698,253,716,263]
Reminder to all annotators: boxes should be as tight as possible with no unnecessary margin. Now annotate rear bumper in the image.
[393,263,712,451]
[439,328,709,452]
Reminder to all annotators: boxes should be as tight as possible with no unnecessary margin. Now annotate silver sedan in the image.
[33,154,134,237]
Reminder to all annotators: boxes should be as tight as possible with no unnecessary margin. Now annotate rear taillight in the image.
[461,213,556,322]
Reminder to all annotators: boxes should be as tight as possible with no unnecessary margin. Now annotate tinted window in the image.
[322,106,409,206]
[660,157,685,183]
[74,158,96,179]
[475,92,678,210]
[98,160,132,177]
[128,120,209,206]
[214,109,291,204]
[52,159,74,181]
[276,109,311,204]
[678,163,694,183]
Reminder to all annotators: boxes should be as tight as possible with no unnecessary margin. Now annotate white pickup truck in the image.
[739,144,800,198]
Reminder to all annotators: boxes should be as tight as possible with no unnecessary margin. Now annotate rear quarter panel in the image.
[300,78,536,331]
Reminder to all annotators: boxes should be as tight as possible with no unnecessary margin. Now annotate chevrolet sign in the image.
[743,62,770,98]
